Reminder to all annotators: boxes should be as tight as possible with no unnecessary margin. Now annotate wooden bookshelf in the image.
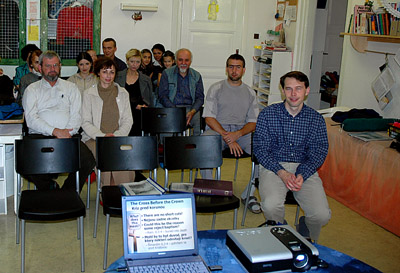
[340,32,400,53]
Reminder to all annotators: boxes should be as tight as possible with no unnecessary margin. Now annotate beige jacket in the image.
[68,73,98,94]
[81,83,133,142]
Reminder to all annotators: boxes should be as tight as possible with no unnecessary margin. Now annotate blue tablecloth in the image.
[106,230,380,273]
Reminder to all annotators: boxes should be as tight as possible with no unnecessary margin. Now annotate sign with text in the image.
[125,198,194,254]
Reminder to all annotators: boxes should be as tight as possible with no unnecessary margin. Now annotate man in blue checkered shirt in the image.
[253,71,331,242]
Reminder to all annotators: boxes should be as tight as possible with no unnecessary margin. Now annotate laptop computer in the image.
[121,193,211,273]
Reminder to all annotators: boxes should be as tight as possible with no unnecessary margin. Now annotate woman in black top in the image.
[115,49,154,136]
[139,48,153,77]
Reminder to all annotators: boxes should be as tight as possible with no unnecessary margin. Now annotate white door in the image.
[322,0,347,73]
[173,0,245,94]
[309,8,329,110]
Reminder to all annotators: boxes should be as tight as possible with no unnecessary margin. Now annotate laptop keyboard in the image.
[131,261,209,273]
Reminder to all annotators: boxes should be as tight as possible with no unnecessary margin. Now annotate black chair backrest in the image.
[141,107,186,134]
[96,136,158,172]
[15,137,80,175]
[163,135,222,170]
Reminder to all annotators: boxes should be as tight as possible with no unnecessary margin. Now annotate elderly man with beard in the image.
[158,48,204,135]
[22,50,95,192]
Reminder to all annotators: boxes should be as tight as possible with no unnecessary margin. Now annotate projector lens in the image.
[293,253,309,268]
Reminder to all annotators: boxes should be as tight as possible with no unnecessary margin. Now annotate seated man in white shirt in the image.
[200,53,261,213]
[22,50,95,192]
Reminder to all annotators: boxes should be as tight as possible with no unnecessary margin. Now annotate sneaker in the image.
[241,196,262,214]
[296,216,311,240]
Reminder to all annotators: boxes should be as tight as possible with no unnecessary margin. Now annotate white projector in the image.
[226,225,319,272]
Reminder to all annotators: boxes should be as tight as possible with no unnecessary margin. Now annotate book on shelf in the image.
[353,5,373,34]
[169,179,233,196]
[347,14,353,33]
[264,46,287,51]
[350,3,400,36]
[119,178,166,196]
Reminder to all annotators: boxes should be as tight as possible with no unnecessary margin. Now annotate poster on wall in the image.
[372,66,395,110]
[27,0,40,43]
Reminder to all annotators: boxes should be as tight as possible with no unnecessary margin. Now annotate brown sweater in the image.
[98,83,119,134]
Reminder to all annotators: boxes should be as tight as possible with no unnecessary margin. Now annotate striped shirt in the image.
[253,102,328,181]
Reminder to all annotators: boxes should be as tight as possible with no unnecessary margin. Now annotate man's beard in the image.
[179,66,187,74]
[43,73,59,82]
[228,75,242,82]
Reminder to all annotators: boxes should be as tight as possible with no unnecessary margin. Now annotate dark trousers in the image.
[23,135,96,193]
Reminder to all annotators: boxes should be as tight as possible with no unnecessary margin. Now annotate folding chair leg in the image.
[241,179,255,226]
[86,173,91,209]
[77,218,80,240]
[234,158,239,181]
[233,208,238,229]
[211,213,216,230]
[80,216,85,272]
[21,219,26,273]
[103,214,110,270]
[16,174,21,244]
[241,161,256,226]
[94,172,101,238]
[16,217,20,244]
[294,205,300,226]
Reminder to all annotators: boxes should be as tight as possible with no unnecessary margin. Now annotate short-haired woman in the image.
[82,57,134,185]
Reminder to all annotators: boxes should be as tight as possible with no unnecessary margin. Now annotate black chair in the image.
[222,148,251,181]
[141,107,188,179]
[15,137,85,273]
[241,153,300,227]
[141,107,187,136]
[92,136,158,269]
[164,135,240,229]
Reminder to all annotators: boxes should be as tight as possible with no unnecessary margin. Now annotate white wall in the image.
[1,0,277,83]
[338,0,400,118]
[101,0,174,60]
[242,0,277,85]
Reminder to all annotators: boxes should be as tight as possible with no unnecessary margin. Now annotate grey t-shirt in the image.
[203,79,258,126]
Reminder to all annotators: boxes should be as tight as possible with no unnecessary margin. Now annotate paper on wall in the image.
[371,66,395,110]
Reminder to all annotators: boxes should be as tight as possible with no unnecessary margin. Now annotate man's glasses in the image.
[43,63,60,69]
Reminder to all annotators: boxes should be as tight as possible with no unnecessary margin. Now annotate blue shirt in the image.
[158,67,204,111]
[174,73,193,106]
[253,102,328,181]
[14,63,30,86]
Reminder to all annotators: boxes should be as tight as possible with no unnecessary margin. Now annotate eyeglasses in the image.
[44,63,60,69]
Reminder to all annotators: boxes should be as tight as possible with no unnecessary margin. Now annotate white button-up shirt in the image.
[22,78,82,136]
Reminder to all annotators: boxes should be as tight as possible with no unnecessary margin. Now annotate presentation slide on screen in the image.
[126,198,194,254]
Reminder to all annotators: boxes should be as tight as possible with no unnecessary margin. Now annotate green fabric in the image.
[342,118,397,132]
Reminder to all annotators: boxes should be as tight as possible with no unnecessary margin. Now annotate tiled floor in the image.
[1,158,399,272]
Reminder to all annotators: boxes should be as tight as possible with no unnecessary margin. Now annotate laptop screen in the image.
[122,193,199,260]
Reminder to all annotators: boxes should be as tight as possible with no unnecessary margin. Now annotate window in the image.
[47,0,97,63]
[0,0,100,66]
[0,0,23,65]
